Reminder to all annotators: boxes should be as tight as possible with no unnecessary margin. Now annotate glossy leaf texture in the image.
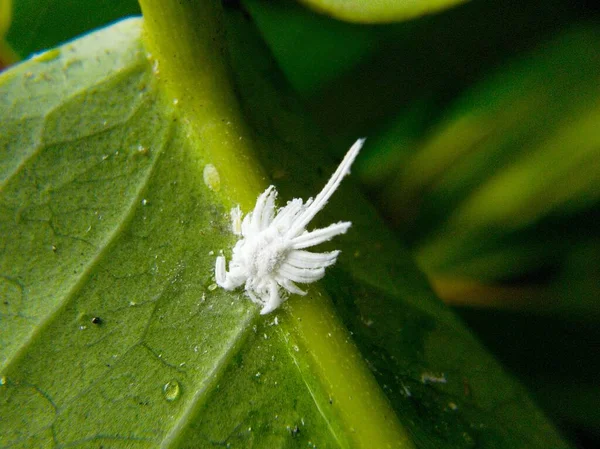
[0,3,571,449]
[296,0,469,23]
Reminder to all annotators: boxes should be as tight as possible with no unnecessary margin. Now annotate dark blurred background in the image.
[241,2,600,446]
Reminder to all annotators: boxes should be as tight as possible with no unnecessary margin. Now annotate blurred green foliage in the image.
[3,0,599,447]
[241,2,600,446]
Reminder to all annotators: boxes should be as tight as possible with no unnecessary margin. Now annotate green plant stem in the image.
[138,0,265,209]
[282,293,415,449]
[138,1,413,447]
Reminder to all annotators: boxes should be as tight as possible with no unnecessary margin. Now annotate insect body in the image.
[215,138,364,314]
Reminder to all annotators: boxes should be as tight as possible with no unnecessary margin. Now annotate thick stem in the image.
[282,293,416,449]
[138,0,265,208]
[139,2,414,447]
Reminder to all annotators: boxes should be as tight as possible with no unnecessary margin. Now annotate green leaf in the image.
[1,1,571,447]
[296,0,469,23]
[242,0,380,95]
[6,0,140,58]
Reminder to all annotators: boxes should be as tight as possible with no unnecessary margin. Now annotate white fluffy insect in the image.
[215,138,365,314]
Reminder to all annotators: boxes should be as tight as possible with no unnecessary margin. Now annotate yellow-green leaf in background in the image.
[0,0,11,41]
[297,0,468,23]
[0,0,18,68]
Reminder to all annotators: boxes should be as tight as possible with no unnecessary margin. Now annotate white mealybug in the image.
[215,138,365,314]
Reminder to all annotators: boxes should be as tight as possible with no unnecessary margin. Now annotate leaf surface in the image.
[0,2,572,448]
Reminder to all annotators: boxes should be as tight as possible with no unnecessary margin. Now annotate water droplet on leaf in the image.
[163,379,181,402]
[203,164,220,191]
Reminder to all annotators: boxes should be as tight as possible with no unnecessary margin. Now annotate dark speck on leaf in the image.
[91,317,103,325]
